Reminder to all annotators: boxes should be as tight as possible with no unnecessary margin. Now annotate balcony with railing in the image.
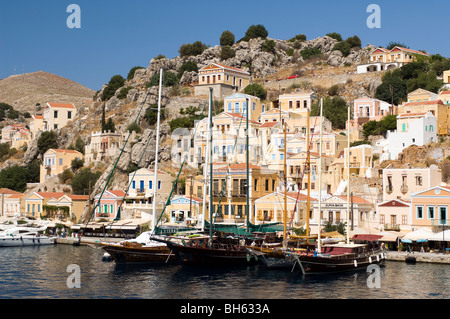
[384,224,401,231]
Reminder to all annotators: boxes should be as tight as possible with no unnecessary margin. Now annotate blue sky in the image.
[1,0,449,91]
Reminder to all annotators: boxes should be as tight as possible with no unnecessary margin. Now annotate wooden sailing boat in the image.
[100,68,177,264]
[159,89,259,267]
[284,98,386,274]
[248,98,387,274]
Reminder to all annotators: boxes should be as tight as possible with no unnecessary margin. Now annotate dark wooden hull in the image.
[289,251,386,274]
[165,241,258,267]
[247,247,387,274]
[101,243,177,264]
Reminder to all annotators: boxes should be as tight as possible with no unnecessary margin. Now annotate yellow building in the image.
[40,149,83,183]
[186,163,280,224]
[24,192,65,219]
[254,191,317,227]
[195,63,250,99]
[439,90,450,106]
[30,114,44,139]
[398,100,447,135]
[444,70,450,85]
[55,194,89,222]
[369,47,429,64]
[407,88,438,103]
[43,103,77,131]
[224,93,262,122]
[278,92,319,115]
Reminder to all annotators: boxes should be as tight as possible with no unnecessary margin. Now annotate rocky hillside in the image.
[0,35,391,222]
[0,71,95,114]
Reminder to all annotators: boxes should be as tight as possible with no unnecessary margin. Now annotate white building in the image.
[385,111,437,160]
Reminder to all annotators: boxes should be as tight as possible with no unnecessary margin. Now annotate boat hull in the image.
[166,242,258,267]
[291,251,386,274]
[100,242,177,264]
[0,236,55,247]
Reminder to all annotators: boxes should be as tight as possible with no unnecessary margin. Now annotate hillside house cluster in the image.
[2,61,450,238]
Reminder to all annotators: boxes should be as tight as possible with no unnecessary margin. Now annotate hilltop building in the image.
[194,63,250,99]
[357,46,430,74]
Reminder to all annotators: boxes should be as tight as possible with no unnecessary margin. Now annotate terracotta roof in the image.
[378,199,409,207]
[403,100,444,107]
[108,190,126,197]
[391,46,429,56]
[337,195,370,204]
[260,121,279,128]
[215,163,262,171]
[66,194,90,201]
[46,103,76,109]
[397,112,429,118]
[7,194,25,199]
[285,192,317,201]
[48,149,83,154]
[440,91,450,95]
[36,192,65,199]
[0,188,22,195]
[32,114,44,120]
[222,112,261,124]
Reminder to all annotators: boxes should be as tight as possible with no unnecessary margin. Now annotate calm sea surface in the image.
[0,244,448,300]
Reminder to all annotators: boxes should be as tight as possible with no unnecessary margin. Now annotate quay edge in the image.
[386,251,450,264]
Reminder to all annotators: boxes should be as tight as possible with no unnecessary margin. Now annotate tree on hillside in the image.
[362,114,397,138]
[375,70,407,105]
[220,30,235,46]
[71,168,101,195]
[127,66,144,81]
[178,61,199,79]
[326,32,342,41]
[311,96,349,129]
[242,24,268,41]
[37,131,58,156]
[102,75,125,101]
[179,41,208,57]
[243,83,267,100]
[0,165,29,192]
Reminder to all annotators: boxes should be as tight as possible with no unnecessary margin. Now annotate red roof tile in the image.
[46,103,76,109]
[404,100,444,107]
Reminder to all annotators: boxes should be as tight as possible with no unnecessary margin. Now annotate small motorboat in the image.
[0,227,56,247]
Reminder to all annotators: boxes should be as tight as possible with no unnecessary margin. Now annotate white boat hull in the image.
[0,236,56,247]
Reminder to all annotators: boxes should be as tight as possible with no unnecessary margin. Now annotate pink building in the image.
[347,97,396,140]
[410,186,450,229]
[94,190,125,219]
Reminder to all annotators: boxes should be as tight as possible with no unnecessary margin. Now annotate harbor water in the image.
[0,244,448,300]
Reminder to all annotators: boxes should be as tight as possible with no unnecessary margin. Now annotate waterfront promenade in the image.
[386,251,450,264]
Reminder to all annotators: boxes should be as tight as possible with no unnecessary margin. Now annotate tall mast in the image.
[306,108,311,236]
[317,98,323,254]
[346,102,351,244]
[283,121,288,249]
[152,68,163,231]
[246,98,250,232]
[201,100,210,232]
[209,88,214,242]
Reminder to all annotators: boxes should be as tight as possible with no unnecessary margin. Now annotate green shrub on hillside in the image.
[127,66,144,81]
[300,47,322,60]
[220,30,235,46]
[242,24,268,41]
[179,41,208,57]
[102,75,126,101]
[220,45,236,60]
